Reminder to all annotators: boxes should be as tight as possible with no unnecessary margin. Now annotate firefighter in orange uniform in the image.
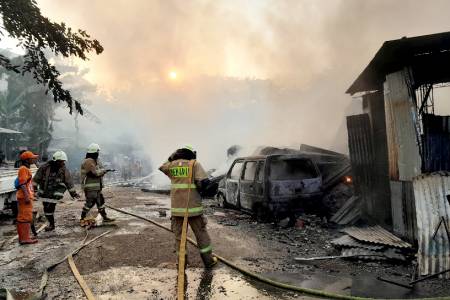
[16,151,38,244]
[159,145,217,268]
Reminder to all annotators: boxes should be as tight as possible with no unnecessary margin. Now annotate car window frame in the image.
[228,160,244,180]
[242,160,258,181]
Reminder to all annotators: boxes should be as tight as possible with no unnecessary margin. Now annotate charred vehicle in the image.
[216,154,323,221]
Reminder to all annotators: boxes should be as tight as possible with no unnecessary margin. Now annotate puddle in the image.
[351,274,429,299]
[263,272,351,296]
[79,266,296,300]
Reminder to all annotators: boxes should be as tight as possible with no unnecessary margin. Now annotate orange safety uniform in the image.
[16,165,34,223]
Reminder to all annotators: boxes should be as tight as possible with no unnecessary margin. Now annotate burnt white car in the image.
[217,154,323,221]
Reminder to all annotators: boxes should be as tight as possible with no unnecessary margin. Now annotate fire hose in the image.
[104,204,450,300]
[26,230,112,300]
[177,160,196,300]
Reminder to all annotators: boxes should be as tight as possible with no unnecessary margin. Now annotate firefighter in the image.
[80,143,115,225]
[159,145,217,268]
[33,150,80,231]
[16,151,38,244]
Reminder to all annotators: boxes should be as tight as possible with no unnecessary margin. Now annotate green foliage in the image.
[0,0,103,114]
[0,54,56,156]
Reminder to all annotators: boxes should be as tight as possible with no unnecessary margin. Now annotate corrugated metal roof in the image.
[413,173,450,278]
[331,235,384,251]
[342,225,412,249]
[347,31,450,94]
[0,127,21,134]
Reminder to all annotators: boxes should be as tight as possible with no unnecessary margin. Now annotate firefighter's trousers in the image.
[171,215,215,267]
[81,190,106,218]
[43,202,56,226]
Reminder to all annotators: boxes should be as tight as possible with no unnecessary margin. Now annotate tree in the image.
[0,54,56,157]
[0,0,103,114]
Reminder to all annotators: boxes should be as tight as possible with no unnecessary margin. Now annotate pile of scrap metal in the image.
[331,225,413,262]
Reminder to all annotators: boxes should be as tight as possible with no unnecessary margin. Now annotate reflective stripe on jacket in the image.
[81,158,106,191]
[159,159,208,217]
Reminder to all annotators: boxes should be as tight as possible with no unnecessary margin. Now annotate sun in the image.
[169,71,177,80]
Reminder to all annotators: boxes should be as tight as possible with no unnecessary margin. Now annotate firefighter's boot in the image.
[201,253,218,268]
[17,223,38,245]
[45,215,55,231]
[80,210,88,226]
[100,209,115,222]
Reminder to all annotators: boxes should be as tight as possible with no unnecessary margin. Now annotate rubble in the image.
[342,225,412,249]
[330,225,413,263]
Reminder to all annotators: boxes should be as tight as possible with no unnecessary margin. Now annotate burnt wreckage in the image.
[346,31,450,278]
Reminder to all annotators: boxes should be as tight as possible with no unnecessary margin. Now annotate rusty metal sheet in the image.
[342,225,412,249]
[413,173,450,278]
[331,235,384,251]
[383,70,421,181]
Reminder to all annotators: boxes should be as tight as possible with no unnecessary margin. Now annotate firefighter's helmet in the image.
[52,150,68,161]
[87,143,101,154]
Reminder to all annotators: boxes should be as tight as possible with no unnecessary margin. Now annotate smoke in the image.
[37,0,450,171]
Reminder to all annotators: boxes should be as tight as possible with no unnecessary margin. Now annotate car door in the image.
[225,160,244,207]
[239,161,258,210]
[253,160,265,203]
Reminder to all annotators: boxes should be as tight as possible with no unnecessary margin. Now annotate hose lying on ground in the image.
[105,204,450,300]
[27,230,112,300]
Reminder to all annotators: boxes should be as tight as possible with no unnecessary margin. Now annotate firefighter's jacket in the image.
[81,158,107,192]
[33,162,76,200]
[159,159,208,217]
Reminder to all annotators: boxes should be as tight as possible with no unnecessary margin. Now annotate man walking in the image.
[80,143,115,225]
[33,150,80,231]
[159,145,217,268]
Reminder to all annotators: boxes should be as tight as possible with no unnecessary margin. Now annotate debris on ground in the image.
[331,225,413,263]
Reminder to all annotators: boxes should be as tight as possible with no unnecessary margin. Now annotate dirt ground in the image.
[1,186,449,299]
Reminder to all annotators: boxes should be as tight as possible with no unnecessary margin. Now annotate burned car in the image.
[216,154,323,221]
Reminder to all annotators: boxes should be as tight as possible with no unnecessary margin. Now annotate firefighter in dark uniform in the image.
[33,150,80,231]
[159,145,217,268]
[79,143,115,225]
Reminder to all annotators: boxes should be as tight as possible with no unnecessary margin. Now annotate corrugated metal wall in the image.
[347,112,392,225]
[413,173,450,278]
[347,114,374,218]
[384,70,421,181]
[422,114,450,173]
[390,180,417,243]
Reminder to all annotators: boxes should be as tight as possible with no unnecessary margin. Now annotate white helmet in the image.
[53,150,68,161]
[87,143,101,154]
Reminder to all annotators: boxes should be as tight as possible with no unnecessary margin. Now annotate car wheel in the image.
[216,193,229,208]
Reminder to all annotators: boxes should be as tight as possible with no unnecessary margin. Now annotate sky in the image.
[5,0,450,170]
